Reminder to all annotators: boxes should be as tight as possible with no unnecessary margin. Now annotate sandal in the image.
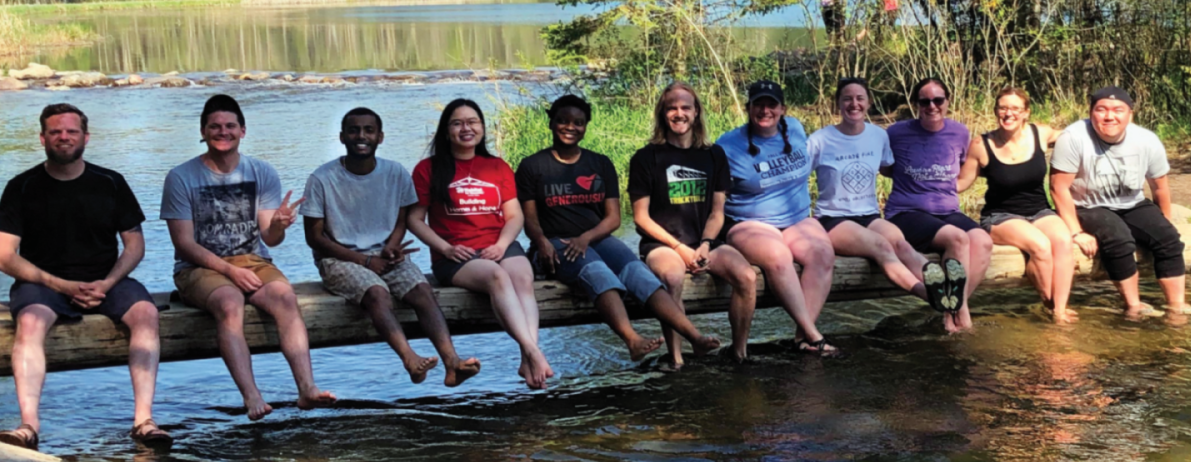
[942,258,966,314]
[130,419,174,447]
[0,424,39,451]
[797,337,839,357]
[922,261,948,313]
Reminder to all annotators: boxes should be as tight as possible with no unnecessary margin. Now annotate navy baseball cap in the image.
[747,80,784,105]
[1090,86,1134,109]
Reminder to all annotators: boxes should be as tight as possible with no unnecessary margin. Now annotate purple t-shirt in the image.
[884,119,970,217]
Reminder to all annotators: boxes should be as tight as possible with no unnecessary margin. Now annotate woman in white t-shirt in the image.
[808,78,948,313]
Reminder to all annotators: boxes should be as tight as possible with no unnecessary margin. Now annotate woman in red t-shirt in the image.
[408,99,553,390]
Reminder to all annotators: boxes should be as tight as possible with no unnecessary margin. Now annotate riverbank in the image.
[0,9,98,65]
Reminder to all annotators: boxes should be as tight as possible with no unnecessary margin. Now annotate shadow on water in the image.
[54,279,1191,461]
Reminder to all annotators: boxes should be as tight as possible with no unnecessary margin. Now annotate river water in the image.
[4,2,1191,461]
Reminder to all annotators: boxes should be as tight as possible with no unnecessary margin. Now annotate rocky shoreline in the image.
[0,62,568,91]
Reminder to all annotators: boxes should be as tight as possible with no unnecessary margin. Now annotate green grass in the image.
[0,8,99,62]
[0,0,236,14]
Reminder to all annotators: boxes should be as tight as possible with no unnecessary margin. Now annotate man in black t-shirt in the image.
[0,104,171,450]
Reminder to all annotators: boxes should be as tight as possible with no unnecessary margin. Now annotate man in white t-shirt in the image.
[1050,86,1186,323]
[301,108,480,387]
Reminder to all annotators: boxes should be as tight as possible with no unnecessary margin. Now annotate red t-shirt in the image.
[413,155,517,262]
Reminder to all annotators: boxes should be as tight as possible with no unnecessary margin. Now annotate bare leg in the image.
[247,281,336,411]
[962,228,994,329]
[707,245,758,362]
[592,290,664,361]
[783,220,836,322]
[452,258,551,389]
[121,301,162,426]
[360,285,437,384]
[645,248,690,367]
[729,221,831,349]
[401,283,480,387]
[643,288,720,354]
[828,220,926,299]
[1034,216,1076,317]
[11,305,57,437]
[992,217,1076,323]
[204,286,272,420]
[1159,275,1188,325]
[500,256,553,378]
[870,219,930,281]
[1112,273,1146,319]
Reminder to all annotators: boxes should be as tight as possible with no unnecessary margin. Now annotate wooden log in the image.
[2,210,1190,377]
[0,443,62,462]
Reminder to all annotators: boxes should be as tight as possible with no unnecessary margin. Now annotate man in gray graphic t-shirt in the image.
[1051,86,1186,323]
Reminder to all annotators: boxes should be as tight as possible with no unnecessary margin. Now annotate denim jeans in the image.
[535,237,664,302]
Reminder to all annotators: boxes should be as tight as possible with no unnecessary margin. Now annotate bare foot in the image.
[443,357,481,387]
[627,336,664,361]
[691,335,721,356]
[942,312,960,333]
[731,344,748,363]
[296,389,337,410]
[955,307,974,331]
[1052,307,1079,324]
[518,352,529,379]
[244,396,273,421]
[523,349,551,390]
[403,355,439,384]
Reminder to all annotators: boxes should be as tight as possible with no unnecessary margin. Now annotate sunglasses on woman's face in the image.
[917,97,947,107]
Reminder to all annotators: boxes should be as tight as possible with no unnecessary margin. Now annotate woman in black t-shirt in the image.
[517,95,721,362]
[628,83,760,365]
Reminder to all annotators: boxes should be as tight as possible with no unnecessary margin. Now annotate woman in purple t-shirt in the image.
[883,78,993,333]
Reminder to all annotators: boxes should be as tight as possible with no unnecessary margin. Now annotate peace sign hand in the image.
[271,190,306,230]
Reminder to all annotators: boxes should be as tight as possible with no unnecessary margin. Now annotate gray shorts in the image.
[318,250,428,303]
[979,208,1058,233]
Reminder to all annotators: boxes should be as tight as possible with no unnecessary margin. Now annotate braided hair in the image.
[745,112,793,156]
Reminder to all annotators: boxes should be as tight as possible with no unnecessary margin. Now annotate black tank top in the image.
[981,124,1051,217]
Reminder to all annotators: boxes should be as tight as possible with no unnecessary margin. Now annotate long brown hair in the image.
[649,82,710,149]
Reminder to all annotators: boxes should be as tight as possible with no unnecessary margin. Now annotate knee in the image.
[1022,236,1053,260]
[124,301,160,333]
[938,228,970,250]
[728,265,758,290]
[14,309,54,342]
[659,271,686,293]
[488,268,513,292]
[362,285,392,308]
[210,299,244,323]
[807,242,836,268]
[970,231,993,254]
[894,239,918,256]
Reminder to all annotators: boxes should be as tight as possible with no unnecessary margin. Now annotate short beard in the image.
[45,145,84,166]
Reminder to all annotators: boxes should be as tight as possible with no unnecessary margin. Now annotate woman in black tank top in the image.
[957,87,1076,324]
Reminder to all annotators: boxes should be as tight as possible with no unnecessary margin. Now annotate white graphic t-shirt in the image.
[808,123,894,217]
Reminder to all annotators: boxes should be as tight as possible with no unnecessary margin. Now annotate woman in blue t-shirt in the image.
[809,78,946,312]
[716,80,837,356]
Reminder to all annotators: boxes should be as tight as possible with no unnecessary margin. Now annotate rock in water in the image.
[128,74,144,85]
[238,71,271,81]
[60,71,110,88]
[9,63,55,80]
[143,76,190,88]
[0,77,29,91]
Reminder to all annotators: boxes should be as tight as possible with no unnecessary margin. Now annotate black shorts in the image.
[431,241,527,286]
[639,239,725,260]
[887,211,981,252]
[818,214,881,233]
[8,278,155,325]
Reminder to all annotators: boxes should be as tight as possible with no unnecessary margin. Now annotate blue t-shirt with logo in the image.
[715,116,812,228]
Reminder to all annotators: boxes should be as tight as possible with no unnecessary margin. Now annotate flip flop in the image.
[1125,302,1165,318]
[943,258,967,314]
[130,418,174,447]
[0,424,39,451]
[922,261,948,313]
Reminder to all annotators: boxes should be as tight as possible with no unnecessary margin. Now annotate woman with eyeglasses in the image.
[408,99,553,389]
[715,80,838,356]
[956,87,1075,324]
[808,78,947,312]
[883,77,993,333]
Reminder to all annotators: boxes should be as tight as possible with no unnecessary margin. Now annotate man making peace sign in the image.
[161,94,336,421]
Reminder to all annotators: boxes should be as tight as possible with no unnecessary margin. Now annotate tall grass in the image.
[0,7,98,64]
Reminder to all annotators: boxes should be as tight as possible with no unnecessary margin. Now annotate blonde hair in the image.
[649,82,710,149]
[995,87,1031,110]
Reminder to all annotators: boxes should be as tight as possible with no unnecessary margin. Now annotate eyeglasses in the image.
[995,106,1026,114]
[917,97,947,107]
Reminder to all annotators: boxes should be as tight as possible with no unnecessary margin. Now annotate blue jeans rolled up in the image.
[534,236,664,303]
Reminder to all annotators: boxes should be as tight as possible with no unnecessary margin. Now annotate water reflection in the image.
[20,3,816,73]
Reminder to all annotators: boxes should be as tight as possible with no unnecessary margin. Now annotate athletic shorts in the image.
[979,208,1057,233]
[431,242,526,286]
[8,278,155,324]
[174,254,289,307]
[818,214,881,233]
[887,211,981,252]
[318,250,428,304]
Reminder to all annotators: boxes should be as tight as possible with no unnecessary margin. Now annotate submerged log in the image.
[3,210,1191,376]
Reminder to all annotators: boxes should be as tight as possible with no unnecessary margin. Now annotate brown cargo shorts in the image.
[174,254,289,307]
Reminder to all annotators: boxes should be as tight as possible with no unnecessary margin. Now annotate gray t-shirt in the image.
[299,157,418,261]
[808,123,894,217]
[160,155,282,272]
[1051,120,1169,210]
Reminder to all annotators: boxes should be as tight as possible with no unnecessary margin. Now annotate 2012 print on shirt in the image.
[667,165,708,205]
[194,182,260,256]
